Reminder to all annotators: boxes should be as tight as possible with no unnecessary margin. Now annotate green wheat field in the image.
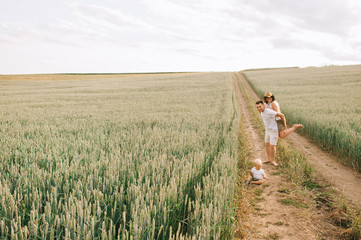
[0,72,240,239]
[1,64,361,239]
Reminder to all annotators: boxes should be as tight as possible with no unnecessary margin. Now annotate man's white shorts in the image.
[265,129,278,145]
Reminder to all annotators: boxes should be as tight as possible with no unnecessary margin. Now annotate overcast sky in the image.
[1,0,361,74]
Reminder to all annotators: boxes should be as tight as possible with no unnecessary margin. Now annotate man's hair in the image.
[255,100,264,105]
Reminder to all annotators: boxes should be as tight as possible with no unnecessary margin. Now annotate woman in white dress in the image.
[263,92,303,139]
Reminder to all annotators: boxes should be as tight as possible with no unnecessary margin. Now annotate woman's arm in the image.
[272,100,281,113]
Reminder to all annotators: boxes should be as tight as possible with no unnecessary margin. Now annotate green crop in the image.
[0,72,241,239]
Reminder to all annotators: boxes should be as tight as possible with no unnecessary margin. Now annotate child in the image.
[245,159,267,185]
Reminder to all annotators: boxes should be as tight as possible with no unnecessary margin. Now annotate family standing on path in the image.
[246,92,304,185]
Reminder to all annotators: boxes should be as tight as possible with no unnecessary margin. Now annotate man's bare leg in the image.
[269,144,278,166]
[279,124,304,139]
[264,143,278,166]
[265,142,271,162]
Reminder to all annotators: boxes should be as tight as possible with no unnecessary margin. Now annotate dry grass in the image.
[233,110,254,239]
[0,72,199,81]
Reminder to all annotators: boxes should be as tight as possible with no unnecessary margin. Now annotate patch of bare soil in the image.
[233,72,352,239]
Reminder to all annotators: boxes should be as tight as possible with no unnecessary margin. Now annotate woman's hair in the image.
[263,95,275,103]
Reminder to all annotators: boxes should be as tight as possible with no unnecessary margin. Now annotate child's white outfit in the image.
[251,167,265,180]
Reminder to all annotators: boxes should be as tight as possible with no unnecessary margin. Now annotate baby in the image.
[245,159,267,185]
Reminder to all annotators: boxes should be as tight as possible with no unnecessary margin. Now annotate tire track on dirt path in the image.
[233,73,342,239]
[238,71,361,208]
[233,73,264,160]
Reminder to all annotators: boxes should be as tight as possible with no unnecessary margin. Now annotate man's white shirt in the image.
[261,108,278,131]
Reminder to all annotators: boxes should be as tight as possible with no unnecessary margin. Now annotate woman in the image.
[263,92,303,139]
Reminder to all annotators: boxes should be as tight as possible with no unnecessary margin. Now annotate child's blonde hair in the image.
[254,158,262,166]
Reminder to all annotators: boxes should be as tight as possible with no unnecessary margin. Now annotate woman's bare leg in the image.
[279,124,304,139]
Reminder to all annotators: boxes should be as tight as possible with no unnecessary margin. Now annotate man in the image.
[255,100,303,166]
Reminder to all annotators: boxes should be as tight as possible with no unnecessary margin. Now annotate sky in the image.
[1,0,361,74]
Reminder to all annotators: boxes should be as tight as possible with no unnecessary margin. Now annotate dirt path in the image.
[233,73,350,239]
[237,71,361,208]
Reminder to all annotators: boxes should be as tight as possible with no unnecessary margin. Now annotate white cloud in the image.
[1,0,361,74]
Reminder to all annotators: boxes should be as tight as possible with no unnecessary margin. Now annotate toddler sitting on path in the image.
[245,159,267,185]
